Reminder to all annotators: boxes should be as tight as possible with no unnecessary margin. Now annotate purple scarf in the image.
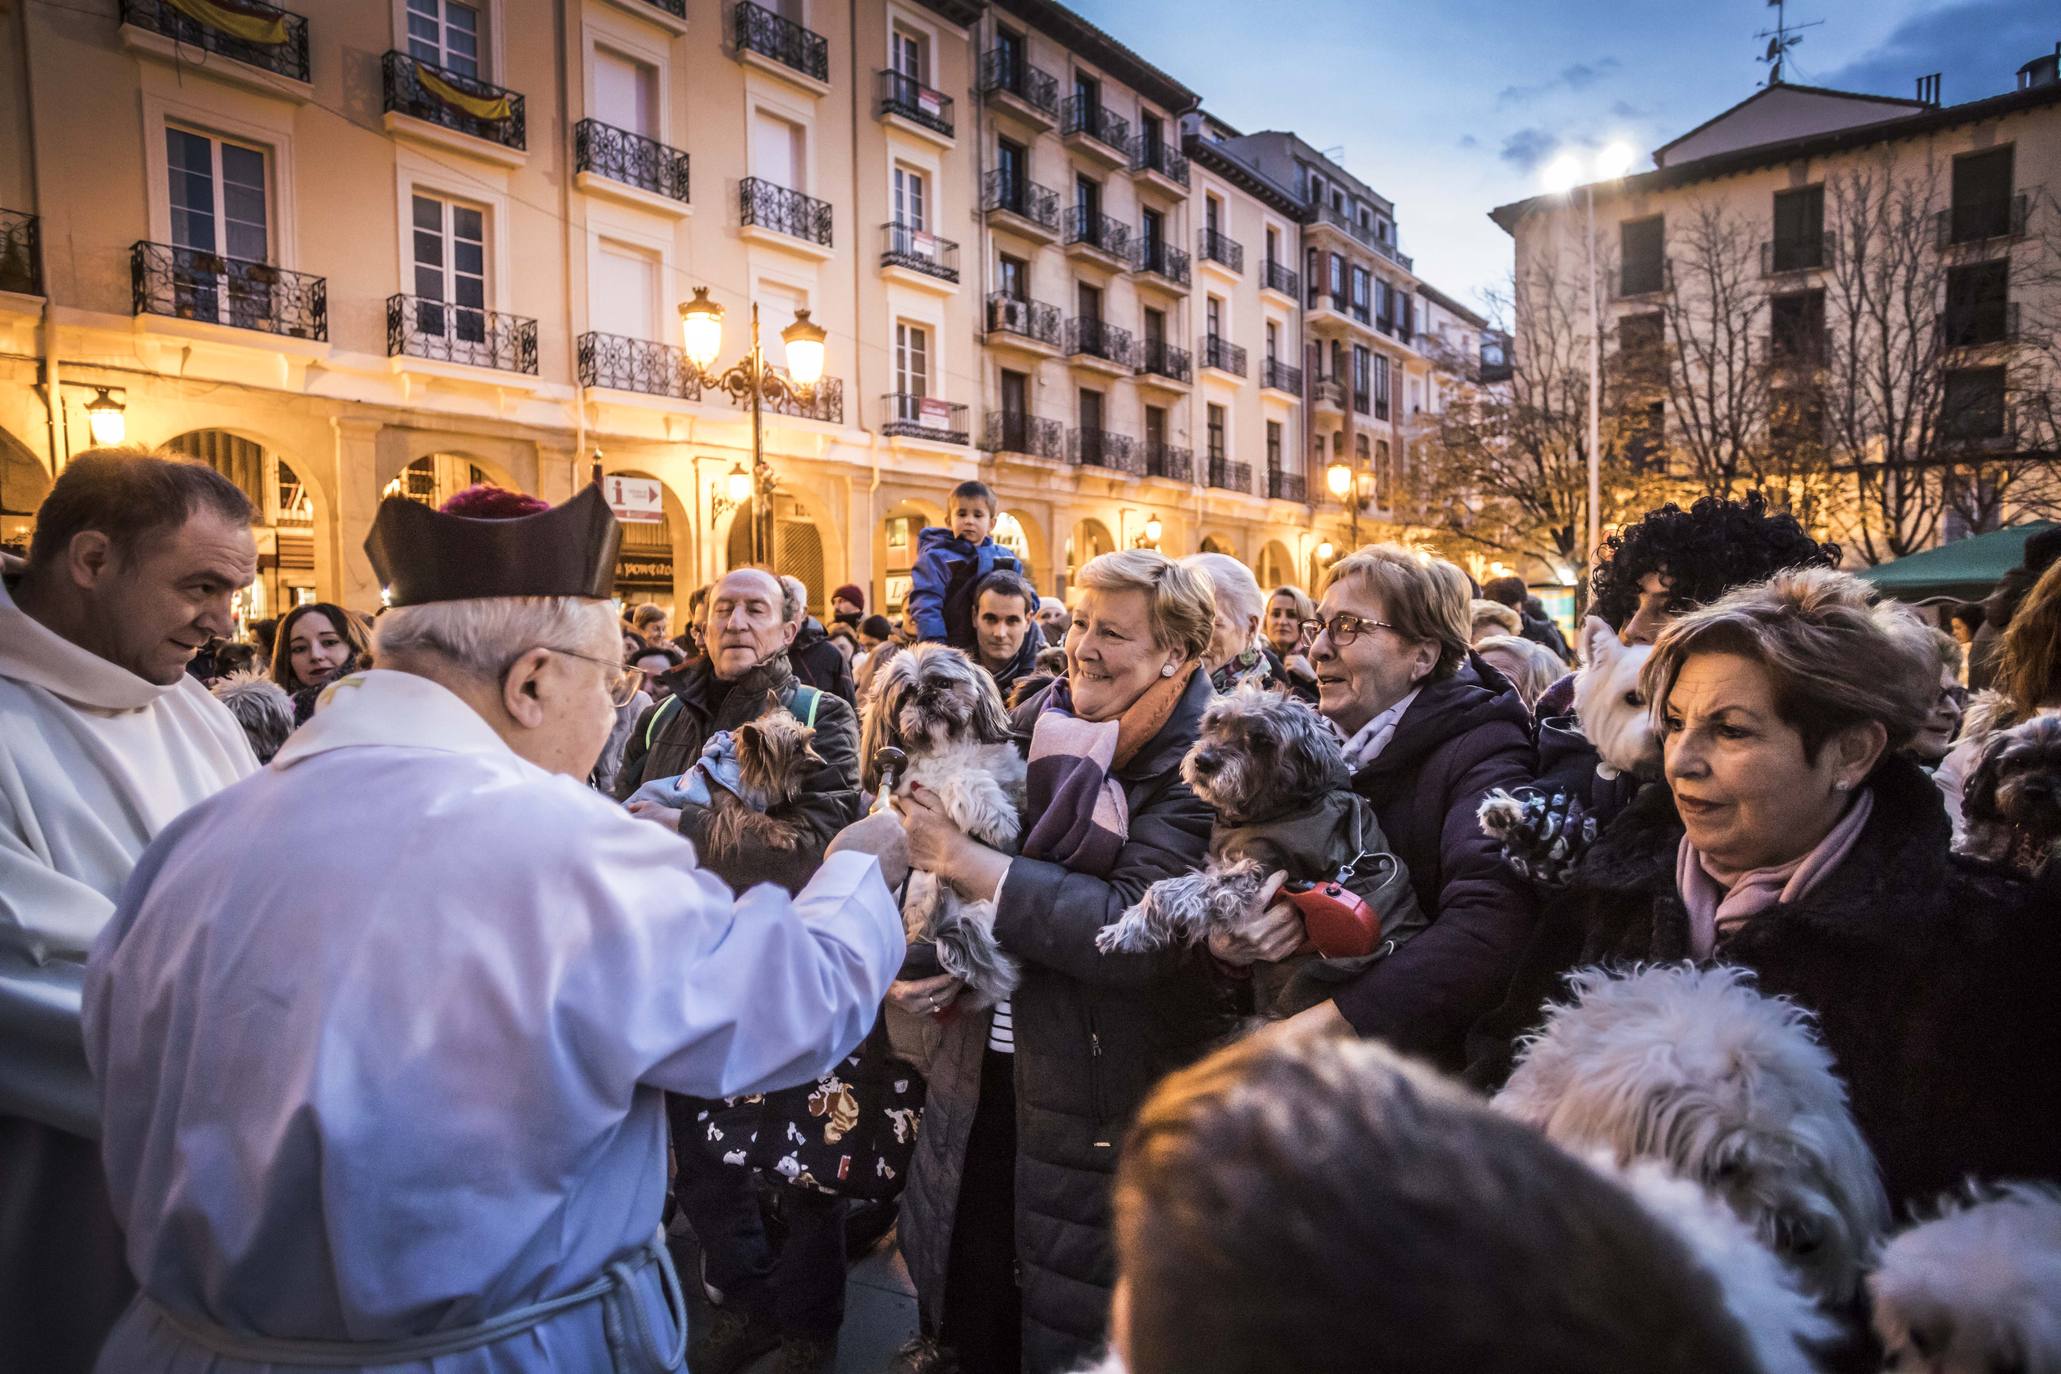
[1021,678,1130,877]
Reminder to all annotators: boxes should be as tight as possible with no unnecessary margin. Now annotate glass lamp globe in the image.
[724,463,752,505]
[1325,461,1353,499]
[85,388,127,447]
[678,288,725,372]
[781,309,828,387]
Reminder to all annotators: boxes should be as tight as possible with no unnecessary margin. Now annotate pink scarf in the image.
[1676,789,1875,958]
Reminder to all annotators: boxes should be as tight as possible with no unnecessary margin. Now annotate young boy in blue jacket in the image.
[908,480,1035,648]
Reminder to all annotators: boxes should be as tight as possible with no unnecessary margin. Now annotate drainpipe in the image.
[18,0,61,472]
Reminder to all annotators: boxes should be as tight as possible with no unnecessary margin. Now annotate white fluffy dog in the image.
[1493,964,1889,1303]
[1871,1183,2061,1374]
[1572,615,1660,781]
[860,644,1027,1009]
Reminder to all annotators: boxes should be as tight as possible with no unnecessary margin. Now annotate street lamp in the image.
[1325,458,1361,551]
[84,388,127,447]
[1541,140,1637,571]
[678,286,830,566]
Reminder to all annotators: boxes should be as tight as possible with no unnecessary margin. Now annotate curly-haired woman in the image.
[1936,558,2061,843]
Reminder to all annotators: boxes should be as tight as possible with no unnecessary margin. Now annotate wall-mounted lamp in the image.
[709,462,753,523]
[84,388,127,447]
[1134,512,1163,548]
[1316,540,1337,562]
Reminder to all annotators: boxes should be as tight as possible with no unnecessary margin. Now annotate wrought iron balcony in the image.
[1197,228,1244,273]
[574,119,689,203]
[733,1,828,83]
[1207,457,1253,493]
[740,177,832,246]
[1262,357,1302,393]
[981,170,1060,233]
[639,0,685,14]
[729,368,842,423]
[577,331,698,399]
[1072,427,1139,473]
[132,241,326,341]
[387,292,534,372]
[977,49,1058,118]
[985,411,1065,459]
[1941,301,2020,349]
[1937,193,2029,249]
[1136,338,1192,384]
[1260,259,1298,297]
[1145,442,1192,482]
[1760,235,1829,275]
[1133,237,1191,286]
[1267,468,1307,502]
[882,394,969,444]
[878,70,953,137]
[1060,97,1129,154]
[382,51,526,151]
[1201,334,1247,377]
[986,293,1061,347]
[122,0,309,83]
[1130,135,1189,187]
[1,209,40,296]
[882,222,959,282]
[1066,317,1134,368]
[1311,203,1415,270]
[1066,207,1131,261]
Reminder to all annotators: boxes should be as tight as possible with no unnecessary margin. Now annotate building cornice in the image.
[989,0,1200,113]
[1183,136,1304,218]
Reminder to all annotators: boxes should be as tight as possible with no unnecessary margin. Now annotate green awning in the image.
[1856,522,2058,603]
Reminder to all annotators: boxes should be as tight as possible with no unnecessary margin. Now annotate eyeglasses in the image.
[1298,613,1398,648]
[544,646,646,707]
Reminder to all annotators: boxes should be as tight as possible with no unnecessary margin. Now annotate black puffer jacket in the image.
[1467,756,2061,1209]
[994,669,1231,1373]
[790,616,857,705]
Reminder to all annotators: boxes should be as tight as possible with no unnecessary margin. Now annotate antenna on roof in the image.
[1320,145,1345,164]
[1754,0,1822,86]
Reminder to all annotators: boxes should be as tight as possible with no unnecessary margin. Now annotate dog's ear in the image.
[1579,616,1620,670]
[1962,732,2010,822]
[858,660,903,790]
[968,668,1015,745]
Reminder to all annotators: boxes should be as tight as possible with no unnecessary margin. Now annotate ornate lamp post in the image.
[1325,458,1360,551]
[678,286,828,567]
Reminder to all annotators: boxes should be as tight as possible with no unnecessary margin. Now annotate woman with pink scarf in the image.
[1469,568,2061,1212]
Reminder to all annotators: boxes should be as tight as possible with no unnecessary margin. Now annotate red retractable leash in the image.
[1280,849,1385,958]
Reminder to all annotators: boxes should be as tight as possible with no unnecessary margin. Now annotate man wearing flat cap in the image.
[82,484,909,1373]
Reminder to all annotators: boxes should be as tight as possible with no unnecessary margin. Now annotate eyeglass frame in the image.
[1297,612,1399,648]
[524,645,646,707]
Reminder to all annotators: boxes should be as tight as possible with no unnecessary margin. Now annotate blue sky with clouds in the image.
[1068,0,2053,313]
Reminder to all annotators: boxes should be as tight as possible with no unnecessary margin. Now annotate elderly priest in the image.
[83,484,907,1373]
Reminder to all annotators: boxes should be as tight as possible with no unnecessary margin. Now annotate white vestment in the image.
[84,669,903,1372]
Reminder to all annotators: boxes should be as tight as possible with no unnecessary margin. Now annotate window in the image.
[1628,399,1667,471]
[1205,195,1222,234]
[1266,420,1281,470]
[1354,267,1372,323]
[1000,368,1028,416]
[1352,345,1371,414]
[1141,111,1163,150]
[1620,216,1665,296]
[1942,367,2007,441]
[1618,311,1665,387]
[890,25,927,82]
[893,164,928,230]
[1207,404,1226,461]
[1264,226,1279,267]
[411,192,486,343]
[1770,185,1824,270]
[168,127,268,264]
[1143,306,1165,345]
[593,240,658,341]
[1145,404,1166,451]
[1944,260,2010,347]
[1073,71,1100,112]
[1079,387,1104,430]
[1767,290,1825,362]
[1077,281,1102,322]
[592,47,657,138]
[994,27,1025,84]
[1328,252,1344,297]
[752,111,805,191]
[1372,352,1390,420]
[1949,147,2015,244]
[1265,320,1279,362]
[997,253,1027,301]
[996,137,1026,196]
[1075,174,1100,220]
[894,321,929,397]
[406,0,481,77]
[1141,206,1164,251]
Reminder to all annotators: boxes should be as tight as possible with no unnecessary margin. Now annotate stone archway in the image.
[1257,540,1295,592]
[1199,533,1236,558]
[1062,517,1115,597]
[382,452,523,506]
[162,427,332,622]
[876,496,942,621]
[727,490,828,615]
[0,426,52,554]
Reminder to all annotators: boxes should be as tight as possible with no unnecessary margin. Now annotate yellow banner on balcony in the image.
[166,0,288,45]
[416,62,513,123]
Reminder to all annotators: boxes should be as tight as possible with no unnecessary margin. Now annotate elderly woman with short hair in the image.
[1471,568,2059,1209]
[1181,552,1277,693]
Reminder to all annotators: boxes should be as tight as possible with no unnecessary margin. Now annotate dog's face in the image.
[1493,965,1888,1303]
[734,710,820,806]
[1871,1183,2061,1374]
[1182,688,1349,826]
[861,643,1013,786]
[1573,617,1661,780]
[1966,714,2061,838]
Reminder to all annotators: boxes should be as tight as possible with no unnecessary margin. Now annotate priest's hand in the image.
[828,811,911,890]
[626,800,684,832]
[888,974,964,1019]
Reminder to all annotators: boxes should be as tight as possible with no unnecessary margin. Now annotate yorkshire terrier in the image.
[1959,714,2061,876]
[699,711,821,860]
[861,645,1027,1009]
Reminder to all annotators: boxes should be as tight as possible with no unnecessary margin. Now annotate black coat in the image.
[994,670,1231,1372]
[1467,756,2061,1210]
[790,616,857,706]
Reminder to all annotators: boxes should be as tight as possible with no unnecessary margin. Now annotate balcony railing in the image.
[1133,237,1191,286]
[981,170,1060,232]
[1197,227,1244,273]
[1207,457,1253,493]
[1938,193,2029,248]
[986,292,1061,347]
[729,368,842,423]
[1201,334,1247,377]
[1072,427,1139,473]
[1267,469,1306,502]
[1130,135,1190,187]
[882,394,969,444]
[733,0,828,83]
[382,51,526,151]
[1066,207,1131,260]
[1262,357,1302,393]
[1144,442,1192,482]
[985,411,1065,459]
[879,223,960,282]
[1260,259,1299,297]
[577,331,699,399]
[387,292,535,372]
[1060,97,1129,154]
[1066,317,1134,367]
[740,177,832,246]
[1,209,40,296]
[121,0,310,83]
[1312,203,1415,270]
[132,241,326,341]
[878,70,953,137]
[1760,235,1829,275]
[1136,338,1192,384]
[1941,301,2020,349]
[977,49,1058,117]
[638,0,685,14]
[573,119,689,203]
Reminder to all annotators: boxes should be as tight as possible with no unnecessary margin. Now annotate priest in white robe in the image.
[84,483,908,1373]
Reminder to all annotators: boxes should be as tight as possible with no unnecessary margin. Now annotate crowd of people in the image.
[2,452,2058,1374]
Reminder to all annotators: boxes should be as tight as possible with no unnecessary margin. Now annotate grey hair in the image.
[778,574,808,624]
[1183,553,1267,635]
[373,596,620,681]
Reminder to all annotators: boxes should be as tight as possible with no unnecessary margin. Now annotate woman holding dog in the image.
[886,549,1226,1374]
[1470,569,2061,1209]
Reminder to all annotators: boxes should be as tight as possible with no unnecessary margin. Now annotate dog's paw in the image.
[1476,789,1530,839]
[1095,911,1154,955]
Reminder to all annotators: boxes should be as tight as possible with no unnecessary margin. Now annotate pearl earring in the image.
[1160,664,1176,677]
[1834,779,1852,792]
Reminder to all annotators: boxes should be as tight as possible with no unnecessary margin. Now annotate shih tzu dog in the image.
[861,644,1027,1009]
[1870,1182,2061,1374]
[1493,964,1889,1304]
[700,710,821,860]
[1959,714,2061,876]
[1096,688,1422,1014]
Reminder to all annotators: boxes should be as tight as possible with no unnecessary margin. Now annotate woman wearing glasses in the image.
[1207,545,1539,1071]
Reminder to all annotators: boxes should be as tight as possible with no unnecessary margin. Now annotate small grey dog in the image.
[1960,714,2061,875]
